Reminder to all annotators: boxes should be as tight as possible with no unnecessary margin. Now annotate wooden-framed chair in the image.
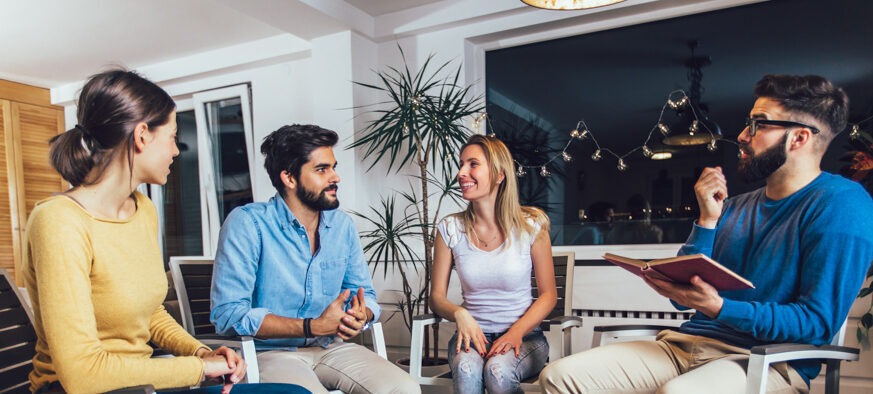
[169,256,389,388]
[591,320,858,394]
[408,251,582,392]
[1,269,41,393]
[0,270,156,394]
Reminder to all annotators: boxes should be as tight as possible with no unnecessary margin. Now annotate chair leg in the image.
[409,319,426,382]
[370,322,388,359]
[745,354,768,394]
[240,336,260,383]
[824,360,840,394]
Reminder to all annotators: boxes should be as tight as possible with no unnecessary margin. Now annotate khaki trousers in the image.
[257,340,420,394]
[540,330,808,394]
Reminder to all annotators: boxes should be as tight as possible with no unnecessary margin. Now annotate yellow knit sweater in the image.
[23,192,206,394]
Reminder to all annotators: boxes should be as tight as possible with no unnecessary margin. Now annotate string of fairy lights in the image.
[475,90,724,177]
[473,91,873,178]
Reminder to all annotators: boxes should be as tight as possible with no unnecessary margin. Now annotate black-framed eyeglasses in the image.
[744,117,820,137]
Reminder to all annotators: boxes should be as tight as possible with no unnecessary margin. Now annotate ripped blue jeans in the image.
[447,328,549,394]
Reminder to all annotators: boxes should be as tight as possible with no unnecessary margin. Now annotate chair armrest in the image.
[409,314,447,384]
[592,324,677,348]
[746,343,859,394]
[105,385,156,394]
[545,316,584,359]
[413,313,444,326]
[550,316,584,331]
[749,343,859,363]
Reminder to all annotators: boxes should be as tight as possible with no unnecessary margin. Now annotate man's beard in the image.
[297,183,339,211]
[737,133,788,184]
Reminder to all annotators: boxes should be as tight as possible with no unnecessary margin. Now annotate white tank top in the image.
[437,215,540,333]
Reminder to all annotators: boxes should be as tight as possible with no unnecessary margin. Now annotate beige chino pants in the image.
[257,340,420,394]
[540,330,808,394]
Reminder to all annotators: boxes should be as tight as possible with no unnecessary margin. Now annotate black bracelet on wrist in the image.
[303,318,313,338]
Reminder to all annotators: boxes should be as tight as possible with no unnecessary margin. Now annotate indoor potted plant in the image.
[349,46,483,367]
[842,124,873,347]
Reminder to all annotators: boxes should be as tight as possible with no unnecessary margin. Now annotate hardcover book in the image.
[602,253,754,291]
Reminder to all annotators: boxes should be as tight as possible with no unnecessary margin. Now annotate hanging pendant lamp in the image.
[520,0,627,10]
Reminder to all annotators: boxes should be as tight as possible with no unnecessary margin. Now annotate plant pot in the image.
[395,356,450,378]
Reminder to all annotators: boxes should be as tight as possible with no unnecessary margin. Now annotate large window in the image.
[485,0,873,246]
[150,85,256,262]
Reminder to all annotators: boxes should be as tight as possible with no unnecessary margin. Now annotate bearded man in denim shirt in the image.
[210,124,420,394]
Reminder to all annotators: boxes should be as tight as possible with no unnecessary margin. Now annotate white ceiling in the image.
[345,0,445,16]
[0,0,450,88]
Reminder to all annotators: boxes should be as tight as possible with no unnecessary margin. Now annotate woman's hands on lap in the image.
[198,346,247,394]
[453,309,489,356]
[487,330,523,358]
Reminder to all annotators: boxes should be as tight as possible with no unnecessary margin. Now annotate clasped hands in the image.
[311,287,371,340]
[197,346,247,394]
[453,309,523,359]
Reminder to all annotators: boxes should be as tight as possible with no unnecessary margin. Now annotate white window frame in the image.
[149,85,255,258]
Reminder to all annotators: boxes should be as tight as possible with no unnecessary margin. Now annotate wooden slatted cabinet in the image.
[0,80,66,285]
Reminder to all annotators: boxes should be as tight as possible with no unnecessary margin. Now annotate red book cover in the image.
[603,253,754,291]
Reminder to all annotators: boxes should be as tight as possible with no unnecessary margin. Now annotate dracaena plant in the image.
[348,45,483,362]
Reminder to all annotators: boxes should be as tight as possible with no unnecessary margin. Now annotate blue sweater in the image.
[677,172,873,384]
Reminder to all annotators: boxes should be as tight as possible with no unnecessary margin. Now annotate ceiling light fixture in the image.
[521,0,627,10]
[662,40,722,146]
[650,152,673,160]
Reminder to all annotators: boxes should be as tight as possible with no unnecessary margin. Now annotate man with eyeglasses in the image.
[541,75,873,393]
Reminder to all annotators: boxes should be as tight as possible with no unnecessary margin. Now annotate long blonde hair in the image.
[455,134,549,248]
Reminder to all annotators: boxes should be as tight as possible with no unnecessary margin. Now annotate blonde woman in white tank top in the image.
[430,135,557,393]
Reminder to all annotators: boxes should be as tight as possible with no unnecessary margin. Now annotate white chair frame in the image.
[591,321,858,394]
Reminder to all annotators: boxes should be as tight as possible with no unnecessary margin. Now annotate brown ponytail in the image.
[49,68,175,187]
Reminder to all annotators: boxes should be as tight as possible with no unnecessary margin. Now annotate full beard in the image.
[737,133,788,184]
[297,184,339,211]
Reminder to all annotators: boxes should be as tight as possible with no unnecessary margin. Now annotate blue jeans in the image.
[447,329,549,394]
[160,383,310,393]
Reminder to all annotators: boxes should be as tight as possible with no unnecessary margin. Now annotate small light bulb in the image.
[561,151,573,162]
[642,145,653,158]
[689,120,699,134]
[849,124,860,139]
[569,129,581,139]
[591,149,602,161]
[579,129,590,140]
[617,158,627,171]
[516,166,526,177]
[658,123,670,136]
[707,139,718,152]
[488,133,497,138]
[667,99,678,110]
[539,166,551,177]
[675,96,689,109]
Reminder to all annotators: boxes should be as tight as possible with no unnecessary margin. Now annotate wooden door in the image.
[0,101,16,279]
[9,102,65,282]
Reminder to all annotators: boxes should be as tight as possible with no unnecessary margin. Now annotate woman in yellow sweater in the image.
[23,69,246,394]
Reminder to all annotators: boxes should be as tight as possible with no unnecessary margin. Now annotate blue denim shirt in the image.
[210,193,380,350]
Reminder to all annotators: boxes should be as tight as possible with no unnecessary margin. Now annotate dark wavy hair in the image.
[754,74,849,147]
[49,68,175,187]
[261,124,338,197]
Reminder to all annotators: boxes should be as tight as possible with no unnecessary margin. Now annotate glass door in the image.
[193,85,256,256]
[150,85,255,262]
